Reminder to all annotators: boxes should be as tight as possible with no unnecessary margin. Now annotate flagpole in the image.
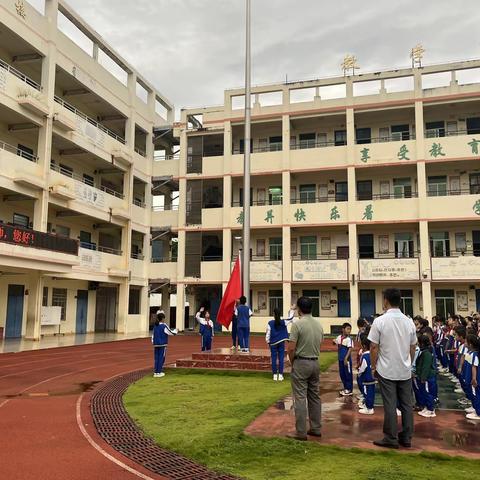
[242,0,251,301]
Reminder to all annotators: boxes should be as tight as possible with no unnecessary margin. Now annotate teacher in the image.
[368,288,417,449]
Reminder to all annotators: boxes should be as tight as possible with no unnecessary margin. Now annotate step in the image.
[175,358,285,372]
[191,352,272,363]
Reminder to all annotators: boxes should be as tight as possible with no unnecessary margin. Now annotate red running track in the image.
[0,335,254,480]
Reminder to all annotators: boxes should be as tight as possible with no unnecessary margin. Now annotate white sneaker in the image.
[418,409,436,418]
[273,374,278,381]
[466,412,480,420]
[153,373,159,377]
[340,390,353,396]
[458,397,471,405]
[358,408,374,415]
[278,374,284,382]
[158,372,166,378]
[396,409,402,417]
[454,388,464,394]
[465,407,476,414]
[358,402,366,410]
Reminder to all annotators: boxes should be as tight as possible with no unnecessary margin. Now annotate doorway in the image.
[5,285,25,338]
[337,289,351,318]
[360,290,376,319]
[95,287,118,332]
[76,290,89,334]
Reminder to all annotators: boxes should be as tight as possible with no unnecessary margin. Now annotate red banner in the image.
[216,257,242,328]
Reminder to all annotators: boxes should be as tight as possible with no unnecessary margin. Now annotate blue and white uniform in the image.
[196,311,215,352]
[358,350,375,409]
[265,310,295,375]
[235,304,253,351]
[152,322,177,374]
[468,351,480,415]
[463,349,476,402]
[335,335,354,392]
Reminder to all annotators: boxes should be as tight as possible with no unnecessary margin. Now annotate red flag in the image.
[217,257,242,328]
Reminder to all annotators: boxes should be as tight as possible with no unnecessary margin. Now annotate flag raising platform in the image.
[175,348,291,372]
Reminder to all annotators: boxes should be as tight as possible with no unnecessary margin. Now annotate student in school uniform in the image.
[465,334,480,420]
[196,307,215,352]
[235,296,253,353]
[230,301,239,351]
[357,334,376,415]
[265,306,295,381]
[334,322,354,396]
[415,334,437,418]
[152,312,178,378]
[454,326,468,395]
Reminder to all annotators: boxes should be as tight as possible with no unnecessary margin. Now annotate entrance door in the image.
[95,287,118,332]
[360,290,376,319]
[473,231,480,257]
[76,290,88,334]
[337,289,351,318]
[358,234,374,259]
[5,285,24,338]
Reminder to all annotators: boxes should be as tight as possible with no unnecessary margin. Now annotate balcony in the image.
[231,204,283,228]
[151,205,179,229]
[0,223,78,273]
[231,148,283,175]
[358,256,420,281]
[251,258,282,282]
[431,253,480,281]
[425,191,480,221]
[292,256,348,282]
[199,261,223,281]
[355,197,419,222]
[49,164,126,214]
[149,258,177,282]
[290,143,348,171]
[354,139,416,166]
[286,201,348,225]
[424,131,480,161]
[75,246,125,279]
[0,140,42,185]
[153,155,180,177]
[131,256,146,279]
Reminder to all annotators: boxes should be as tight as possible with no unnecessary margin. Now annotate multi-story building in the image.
[0,0,174,339]
[166,58,480,333]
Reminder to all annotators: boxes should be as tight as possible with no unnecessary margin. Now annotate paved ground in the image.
[245,362,480,458]
[0,334,249,480]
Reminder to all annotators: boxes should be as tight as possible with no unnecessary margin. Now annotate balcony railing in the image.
[232,198,282,207]
[232,254,283,261]
[292,253,347,260]
[80,241,97,250]
[355,133,415,144]
[0,58,41,91]
[0,140,38,163]
[291,195,347,204]
[98,246,122,256]
[54,95,126,145]
[357,192,418,201]
[425,128,480,138]
[152,204,179,211]
[133,198,146,208]
[50,163,124,199]
[359,251,419,259]
[131,252,145,260]
[290,140,340,149]
[427,188,478,197]
[232,143,283,154]
[431,249,480,258]
[134,147,146,157]
[154,153,180,161]
[151,256,178,263]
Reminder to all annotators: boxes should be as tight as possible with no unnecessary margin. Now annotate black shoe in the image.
[307,430,322,437]
[399,440,412,448]
[286,433,308,441]
[373,439,399,449]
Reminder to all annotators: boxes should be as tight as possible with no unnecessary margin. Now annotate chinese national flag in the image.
[216,257,242,329]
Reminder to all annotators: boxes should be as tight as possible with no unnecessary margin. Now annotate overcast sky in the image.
[31,0,480,117]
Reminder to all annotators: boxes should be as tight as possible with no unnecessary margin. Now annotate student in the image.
[415,334,437,418]
[235,296,253,353]
[196,307,214,352]
[334,322,354,396]
[265,306,295,381]
[454,326,468,395]
[357,334,376,415]
[152,312,177,378]
[465,335,480,420]
[230,301,239,351]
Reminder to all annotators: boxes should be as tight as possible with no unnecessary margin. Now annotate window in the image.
[356,127,371,144]
[358,234,374,259]
[299,132,316,149]
[13,213,29,228]
[425,121,445,138]
[303,289,320,317]
[380,181,390,199]
[269,238,282,260]
[393,178,412,198]
[391,124,410,141]
[258,138,268,152]
[455,233,467,253]
[83,174,94,186]
[427,176,447,197]
[449,176,460,195]
[269,136,282,152]
[379,127,390,142]
[400,290,414,318]
[52,288,67,321]
[435,289,455,319]
[320,238,331,256]
[357,180,373,201]
[80,231,94,249]
[318,184,328,201]
[128,288,141,314]
[300,236,317,259]
[430,232,450,257]
[299,184,316,203]
[56,225,71,238]
[268,186,282,205]
[446,121,458,136]
[334,130,347,146]
[395,233,414,258]
[317,133,327,146]
[42,287,49,307]
[335,182,348,202]
[268,290,283,316]
[470,173,480,195]
[466,117,480,135]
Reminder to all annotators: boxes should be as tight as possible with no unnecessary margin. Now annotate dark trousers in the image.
[238,326,250,349]
[201,334,212,351]
[415,378,435,411]
[339,360,353,391]
[270,343,285,374]
[291,358,322,436]
[154,346,166,373]
[472,386,480,415]
[377,374,414,445]
[231,319,238,347]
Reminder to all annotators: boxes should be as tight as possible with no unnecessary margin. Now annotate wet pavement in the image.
[245,363,480,458]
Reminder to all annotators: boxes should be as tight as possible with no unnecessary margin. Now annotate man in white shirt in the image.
[368,288,417,449]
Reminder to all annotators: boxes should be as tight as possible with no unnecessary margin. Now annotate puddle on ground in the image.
[1,381,101,400]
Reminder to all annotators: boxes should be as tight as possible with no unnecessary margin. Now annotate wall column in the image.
[25,274,44,340]
[176,284,186,331]
[282,225,292,314]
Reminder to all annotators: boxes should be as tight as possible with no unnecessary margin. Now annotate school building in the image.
[0,0,175,340]
[164,57,480,334]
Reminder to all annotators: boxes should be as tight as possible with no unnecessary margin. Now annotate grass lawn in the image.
[124,352,478,480]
